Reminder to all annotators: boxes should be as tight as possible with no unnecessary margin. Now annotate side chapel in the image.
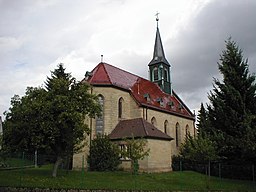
[73,18,195,172]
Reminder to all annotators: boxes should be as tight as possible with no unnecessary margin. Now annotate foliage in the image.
[197,103,210,136]
[88,134,121,171]
[121,136,149,174]
[3,64,102,177]
[207,38,256,163]
[179,134,218,163]
[3,88,48,154]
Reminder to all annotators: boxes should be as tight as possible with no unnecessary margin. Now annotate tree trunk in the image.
[52,156,63,177]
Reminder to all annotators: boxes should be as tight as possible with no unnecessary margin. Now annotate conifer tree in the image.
[208,38,256,163]
[43,64,101,176]
[197,103,209,136]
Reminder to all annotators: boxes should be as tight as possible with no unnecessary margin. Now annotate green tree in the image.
[179,134,218,163]
[208,38,256,163]
[3,64,101,177]
[88,134,120,171]
[121,137,150,174]
[3,88,47,154]
[197,103,210,136]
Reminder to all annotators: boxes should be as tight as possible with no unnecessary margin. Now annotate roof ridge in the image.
[172,91,194,117]
[101,63,112,84]
[102,62,141,79]
[97,62,171,92]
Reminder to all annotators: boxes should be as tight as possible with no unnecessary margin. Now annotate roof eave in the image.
[140,103,195,121]
[148,59,170,67]
[90,83,131,92]
[109,135,173,141]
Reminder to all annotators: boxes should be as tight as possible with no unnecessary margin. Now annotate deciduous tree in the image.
[121,137,149,174]
[3,64,101,177]
[179,134,218,163]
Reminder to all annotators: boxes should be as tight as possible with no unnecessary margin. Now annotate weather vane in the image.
[155,11,160,27]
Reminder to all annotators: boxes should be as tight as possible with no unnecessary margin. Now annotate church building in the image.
[73,18,195,172]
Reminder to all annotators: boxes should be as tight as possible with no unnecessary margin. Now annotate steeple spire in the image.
[148,14,172,94]
[148,14,170,67]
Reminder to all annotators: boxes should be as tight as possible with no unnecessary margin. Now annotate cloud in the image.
[0,37,24,52]
[165,0,256,111]
[1,0,256,120]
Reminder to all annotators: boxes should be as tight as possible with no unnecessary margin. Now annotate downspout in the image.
[193,110,196,137]
[89,86,93,170]
[146,107,148,121]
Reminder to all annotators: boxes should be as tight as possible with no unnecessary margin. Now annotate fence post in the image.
[34,150,38,168]
[252,164,255,183]
[19,152,25,187]
[206,160,211,190]
[218,163,221,179]
[180,160,182,171]
[82,155,85,175]
[208,160,211,177]
[80,155,85,188]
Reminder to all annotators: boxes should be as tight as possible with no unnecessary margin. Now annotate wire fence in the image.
[1,152,255,181]
[172,159,255,181]
[0,152,255,191]
[0,152,35,169]
[0,152,54,169]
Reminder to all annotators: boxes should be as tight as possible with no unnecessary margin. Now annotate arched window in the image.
[151,117,157,126]
[153,67,158,81]
[164,68,168,81]
[118,97,124,119]
[185,125,189,137]
[96,95,104,134]
[176,123,180,147]
[164,120,168,134]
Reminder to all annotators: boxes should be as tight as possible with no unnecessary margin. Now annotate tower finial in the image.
[155,11,160,27]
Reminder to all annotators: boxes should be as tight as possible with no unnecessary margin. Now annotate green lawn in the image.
[0,157,34,168]
[0,165,255,191]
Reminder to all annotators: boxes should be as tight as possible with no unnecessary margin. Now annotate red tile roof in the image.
[85,62,194,119]
[109,118,173,141]
[87,62,138,90]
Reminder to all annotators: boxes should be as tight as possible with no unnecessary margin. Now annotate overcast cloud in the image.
[1,0,256,120]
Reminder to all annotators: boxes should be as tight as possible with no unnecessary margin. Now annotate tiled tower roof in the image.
[148,27,170,67]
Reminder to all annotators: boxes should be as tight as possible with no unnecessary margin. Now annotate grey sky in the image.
[1,0,256,119]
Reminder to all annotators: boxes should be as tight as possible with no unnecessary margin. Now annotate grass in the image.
[0,154,35,170]
[0,164,255,191]
[0,157,34,168]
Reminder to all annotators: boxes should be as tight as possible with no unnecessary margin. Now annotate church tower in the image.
[148,15,172,94]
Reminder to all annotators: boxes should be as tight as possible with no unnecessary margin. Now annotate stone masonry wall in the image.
[139,139,172,172]
[145,108,194,156]
[73,85,194,170]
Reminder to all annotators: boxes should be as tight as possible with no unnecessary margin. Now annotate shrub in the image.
[88,134,120,171]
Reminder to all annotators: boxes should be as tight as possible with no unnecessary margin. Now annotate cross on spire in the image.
[155,12,160,27]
